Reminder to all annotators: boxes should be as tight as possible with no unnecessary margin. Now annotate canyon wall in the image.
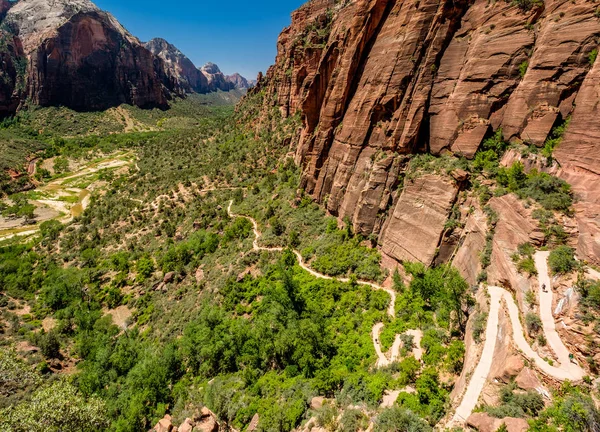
[252,0,600,266]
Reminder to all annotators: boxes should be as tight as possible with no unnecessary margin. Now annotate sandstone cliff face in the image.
[254,0,600,265]
[380,174,459,266]
[145,38,209,94]
[2,0,178,111]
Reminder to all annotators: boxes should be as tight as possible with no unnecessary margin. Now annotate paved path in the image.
[451,286,502,425]
[534,251,584,378]
[448,253,585,427]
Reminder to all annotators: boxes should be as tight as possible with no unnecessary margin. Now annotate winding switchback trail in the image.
[228,200,585,426]
[227,200,396,313]
[227,200,423,367]
[449,254,585,426]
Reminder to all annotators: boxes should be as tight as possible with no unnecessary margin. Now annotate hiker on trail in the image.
[569,353,575,363]
[542,283,547,292]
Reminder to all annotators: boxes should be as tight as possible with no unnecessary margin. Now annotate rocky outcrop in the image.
[145,38,209,94]
[151,408,219,432]
[453,206,487,285]
[201,62,235,92]
[487,195,543,307]
[380,174,459,265]
[252,0,600,266]
[1,0,179,112]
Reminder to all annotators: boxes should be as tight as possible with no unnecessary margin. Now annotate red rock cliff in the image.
[252,0,600,266]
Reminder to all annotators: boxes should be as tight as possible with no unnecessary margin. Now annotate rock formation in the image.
[145,39,252,92]
[2,0,180,111]
[225,72,252,89]
[151,408,219,432]
[200,62,235,92]
[145,38,209,94]
[251,0,600,266]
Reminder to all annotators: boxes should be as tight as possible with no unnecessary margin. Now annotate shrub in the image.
[497,163,573,212]
[589,49,598,66]
[445,340,465,374]
[0,380,109,431]
[519,61,528,77]
[136,257,154,282]
[548,246,577,274]
[473,312,488,343]
[374,407,432,432]
[339,409,368,432]
[525,313,542,336]
[517,257,537,276]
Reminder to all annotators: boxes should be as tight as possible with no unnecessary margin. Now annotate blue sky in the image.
[94,0,306,79]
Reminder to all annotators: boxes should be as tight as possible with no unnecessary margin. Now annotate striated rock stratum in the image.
[250,0,600,266]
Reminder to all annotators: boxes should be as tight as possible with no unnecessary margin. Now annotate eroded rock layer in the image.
[253,0,600,265]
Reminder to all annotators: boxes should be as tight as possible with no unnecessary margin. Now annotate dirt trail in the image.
[448,254,585,427]
[227,200,422,368]
[371,324,423,368]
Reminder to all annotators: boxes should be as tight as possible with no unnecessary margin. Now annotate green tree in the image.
[39,331,61,359]
[136,257,154,282]
[548,246,577,275]
[0,380,109,432]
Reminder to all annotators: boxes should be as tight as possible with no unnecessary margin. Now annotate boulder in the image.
[515,367,543,392]
[467,413,503,432]
[191,407,219,432]
[495,355,525,383]
[310,396,326,410]
[467,413,530,432]
[503,417,530,432]
[178,418,194,432]
[164,272,175,284]
[153,414,173,432]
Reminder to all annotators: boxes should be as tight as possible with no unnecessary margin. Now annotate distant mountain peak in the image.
[201,62,222,75]
[225,73,251,90]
